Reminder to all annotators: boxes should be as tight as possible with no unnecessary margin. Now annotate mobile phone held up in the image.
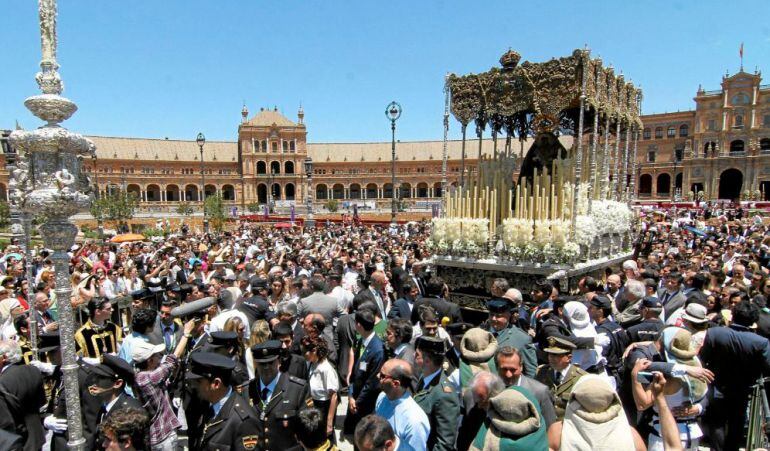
[636,371,654,385]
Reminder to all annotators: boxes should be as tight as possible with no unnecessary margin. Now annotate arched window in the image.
[735,114,744,127]
[332,184,344,199]
[679,124,689,137]
[656,174,671,195]
[643,128,651,140]
[285,161,294,174]
[366,183,378,199]
[270,161,281,174]
[256,161,267,174]
[667,126,676,138]
[350,184,361,199]
[222,185,235,201]
[760,138,770,151]
[639,174,652,195]
[730,140,745,154]
[655,127,663,139]
[316,184,328,200]
[284,183,295,200]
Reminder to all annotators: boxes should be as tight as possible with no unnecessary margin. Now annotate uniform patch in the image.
[242,435,258,450]
[443,386,453,393]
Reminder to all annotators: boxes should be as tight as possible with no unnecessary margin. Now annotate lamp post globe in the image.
[197,132,208,233]
[385,101,402,224]
[304,156,315,229]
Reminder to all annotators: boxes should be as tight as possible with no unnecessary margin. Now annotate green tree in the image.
[325,199,338,213]
[204,194,227,231]
[176,202,194,217]
[247,202,260,213]
[0,201,9,228]
[90,191,139,230]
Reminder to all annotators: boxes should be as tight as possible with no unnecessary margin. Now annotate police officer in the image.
[204,331,251,392]
[413,336,461,451]
[186,352,261,450]
[534,336,586,420]
[86,354,146,422]
[249,340,309,451]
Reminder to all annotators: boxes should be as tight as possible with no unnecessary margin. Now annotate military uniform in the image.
[186,352,262,451]
[534,337,586,419]
[249,341,309,451]
[74,319,123,359]
[413,336,461,451]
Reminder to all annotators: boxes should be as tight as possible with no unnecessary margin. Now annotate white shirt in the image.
[308,359,339,401]
[258,373,281,404]
[330,285,354,313]
[209,309,251,340]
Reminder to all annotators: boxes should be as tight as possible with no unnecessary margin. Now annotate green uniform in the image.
[496,326,538,378]
[414,370,461,451]
[534,363,586,419]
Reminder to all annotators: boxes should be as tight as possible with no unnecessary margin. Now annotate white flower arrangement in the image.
[550,219,568,247]
[501,218,533,248]
[462,218,490,246]
[533,220,552,245]
[522,243,540,262]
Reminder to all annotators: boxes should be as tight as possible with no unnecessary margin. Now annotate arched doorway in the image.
[222,184,235,201]
[165,184,180,202]
[366,184,378,199]
[349,184,361,199]
[718,168,743,200]
[271,183,281,200]
[284,183,295,200]
[285,161,295,174]
[638,174,652,195]
[416,183,429,198]
[675,173,683,191]
[433,182,442,198]
[315,184,328,200]
[146,184,161,202]
[185,184,199,201]
[256,183,267,203]
[400,183,412,199]
[691,183,704,197]
[204,184,216,199]
[256,161,267,174]
[332,184,344,199]
[127,184,142,200]
[656,173,671,196]
[383,183,393,199]
[270,161,281,174]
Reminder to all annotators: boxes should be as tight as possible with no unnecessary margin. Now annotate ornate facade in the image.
[2,68,769,208]
[637,69,770,201]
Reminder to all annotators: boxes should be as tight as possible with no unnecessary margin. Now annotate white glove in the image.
[594,333,611,347]
[29,359,55,375]
[172,397,182,409]
[43,416,68,433]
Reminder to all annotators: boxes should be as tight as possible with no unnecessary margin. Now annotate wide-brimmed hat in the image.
[564,301,590,330]
[568,375,623,423]
[487,388,541,437]
[131,341,166,364]
[681,303,708,324]
[661,327,708,400]
[460,328,498,363]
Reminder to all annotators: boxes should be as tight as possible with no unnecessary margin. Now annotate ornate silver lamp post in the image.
[304,156,315,228]
[9,1,93,448]
[385,101,402,224]
[197,133,208,233]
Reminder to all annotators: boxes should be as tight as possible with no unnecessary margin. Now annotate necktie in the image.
[164,327,173,352]
[554,370,562,385]
[261,387,270,405]
[357,338,365,358]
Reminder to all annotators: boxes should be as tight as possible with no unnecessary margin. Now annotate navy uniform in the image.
[74,299,122,359]
[413,336,461,451]
[249,340,309,451]
[48,359,103,450]
[87,355,147,423]
[186,352,262,451]
[534,337,586,420]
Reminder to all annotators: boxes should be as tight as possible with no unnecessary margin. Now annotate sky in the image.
[2,1,769,143]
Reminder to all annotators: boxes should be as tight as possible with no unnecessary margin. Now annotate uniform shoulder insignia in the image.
[289,375,307,386]
[232,400,251,420]
[442,385,454,394]
[242,435,259,450]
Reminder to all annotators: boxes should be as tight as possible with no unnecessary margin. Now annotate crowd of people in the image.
[0,203,767,451]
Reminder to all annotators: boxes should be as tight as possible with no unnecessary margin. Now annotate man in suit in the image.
[273,322,310,381]
[0,340,46,451]
[297,277,345,341]
[388,282,418,321]
[384,318,415,366]
[389,256,408,299]
[249,341,309,451]
[187,351,262,451]
[495,346,557,432]
[85,354,146,423]
[343,309,385,438]
[410,276,462,325]
[658,271,686,320]
[534,337,586,420]
[147,299,184,352]
[31,292,57,334]
[413,336,461,451]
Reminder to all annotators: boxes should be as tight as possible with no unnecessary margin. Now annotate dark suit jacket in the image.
[249,373,309,451]
[349,334,384,415]
[336,314,357,390]
[386,297,413,320]
[103,392,147,422]
[147,317,183,349]
[390,266,408,299]
[280,353,310,381]
[410,296,462,325]
[0,364,46,451]
[700,324,770,395]
[658,288,687,320]
[196,391,261,451]
[50,361,103,451]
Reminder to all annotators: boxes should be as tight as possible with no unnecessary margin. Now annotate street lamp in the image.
[385,101,402,224]
[196,132,208,233]
[304,156,315,228]
[267,167,276,214]
[91,152,104,242]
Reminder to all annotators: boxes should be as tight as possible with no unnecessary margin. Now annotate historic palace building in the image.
[2,68,770,210]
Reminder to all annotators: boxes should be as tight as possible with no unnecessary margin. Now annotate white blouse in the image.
[308,359,339,401]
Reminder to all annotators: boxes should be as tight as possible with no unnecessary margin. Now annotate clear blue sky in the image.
[2,1,769,143]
